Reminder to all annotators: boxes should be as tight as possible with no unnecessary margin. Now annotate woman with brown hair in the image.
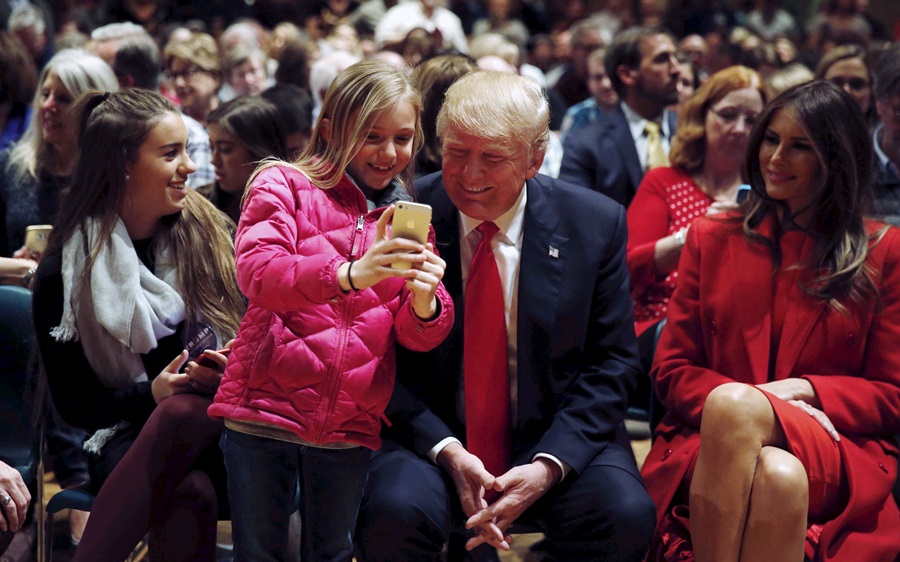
[641,80,900,561]
[33,88,245,561]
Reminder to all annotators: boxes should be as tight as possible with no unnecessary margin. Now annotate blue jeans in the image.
[221,428,371,562]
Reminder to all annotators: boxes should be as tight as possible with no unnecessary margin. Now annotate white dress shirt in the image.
[620,101,673,172]
[428,186,569,479]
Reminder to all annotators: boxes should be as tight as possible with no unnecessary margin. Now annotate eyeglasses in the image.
[165,66,204,82]
[829,77,870,91]
[709,107,758,128]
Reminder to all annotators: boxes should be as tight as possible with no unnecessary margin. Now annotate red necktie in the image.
[464,222,511,479]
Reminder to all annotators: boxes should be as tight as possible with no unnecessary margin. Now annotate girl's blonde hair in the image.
[255,58,424,191]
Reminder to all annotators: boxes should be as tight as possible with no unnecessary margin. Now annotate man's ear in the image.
[617,65,637,88]
[320,118,332,144]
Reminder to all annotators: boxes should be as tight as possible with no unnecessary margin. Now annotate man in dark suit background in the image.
[559,26,680,207]
[355,70,655,562]
[871,42,900,226]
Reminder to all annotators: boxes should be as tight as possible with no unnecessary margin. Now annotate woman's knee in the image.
[750,447,809,514]
[173,470,218,514]
[700,383,773,446]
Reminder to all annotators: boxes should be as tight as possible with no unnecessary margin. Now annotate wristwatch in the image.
[673,227,688,248]
[22,268,36,287]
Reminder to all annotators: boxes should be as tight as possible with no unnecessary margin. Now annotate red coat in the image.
[641,216,900,561]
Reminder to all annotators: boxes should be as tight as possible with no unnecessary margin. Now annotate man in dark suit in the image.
[356,70,654,561]
[559,26,680,207]
[871,42,900,226]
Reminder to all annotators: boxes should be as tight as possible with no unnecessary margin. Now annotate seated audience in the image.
[627,66,765,338]
[559,47,619,141]
[33,89,245,562]
[113,31,215,189]
[871,42,900,226]
[641,80,900,561]
[200,96,288,224]
[260,83,313,159]
[222,45,272,100]
[815,43,876,128]
[0,33,37,150]
[411,53,477,177]
[164,33,223,126]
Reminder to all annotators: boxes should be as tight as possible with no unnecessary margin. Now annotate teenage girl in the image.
[209,58,454,562]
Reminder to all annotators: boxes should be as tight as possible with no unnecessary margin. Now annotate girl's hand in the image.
[788,400,840,442]
[185,348,230,395]
[407,242,446,319]
[151,351,193,404]
[340,206,432,291]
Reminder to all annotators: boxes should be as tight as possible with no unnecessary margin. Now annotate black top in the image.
[0,149,68,256]
[33,238,185,433]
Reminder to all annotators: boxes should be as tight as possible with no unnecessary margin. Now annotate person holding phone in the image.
[208,59,453,562]
[626,66,766,340]
[32,88,246,561]
[356,69,654,562]
[640,81,900,561]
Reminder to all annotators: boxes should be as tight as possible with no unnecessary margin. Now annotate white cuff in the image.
[428,437,463,463]
[532,453,570,481]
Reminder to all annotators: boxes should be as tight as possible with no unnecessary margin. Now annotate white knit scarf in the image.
[50,217,186,452]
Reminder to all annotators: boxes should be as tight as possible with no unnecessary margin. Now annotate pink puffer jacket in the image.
[209,165,454,450]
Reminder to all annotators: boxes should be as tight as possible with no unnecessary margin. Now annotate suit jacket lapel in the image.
[429,185,463,298]
[608,108,643,194]
[516,177,569,433]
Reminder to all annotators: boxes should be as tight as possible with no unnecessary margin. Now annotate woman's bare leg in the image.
[739,447,808,561]
[689,383,791,562]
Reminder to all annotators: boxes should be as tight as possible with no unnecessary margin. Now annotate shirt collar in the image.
[459,182,528,245]
[620,101,672,140]
[873,124,895,173]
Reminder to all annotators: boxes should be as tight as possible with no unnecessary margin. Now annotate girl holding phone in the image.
[209,58,453,562]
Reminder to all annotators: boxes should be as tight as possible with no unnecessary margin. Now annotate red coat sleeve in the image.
[626,168,671,297]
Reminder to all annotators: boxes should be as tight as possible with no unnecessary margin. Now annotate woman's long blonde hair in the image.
[47,89,244,338]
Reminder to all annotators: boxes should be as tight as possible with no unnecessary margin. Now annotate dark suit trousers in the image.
[355,431,655,562]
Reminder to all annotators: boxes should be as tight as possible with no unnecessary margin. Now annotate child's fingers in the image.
[375,205,394,240]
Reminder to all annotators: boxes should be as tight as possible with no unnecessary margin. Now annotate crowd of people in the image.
[1,0,900,561]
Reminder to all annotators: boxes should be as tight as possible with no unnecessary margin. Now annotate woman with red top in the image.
[641,80,900,561]
[626,65,766,337]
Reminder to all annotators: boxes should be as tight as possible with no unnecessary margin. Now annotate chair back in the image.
[0,285,41,483]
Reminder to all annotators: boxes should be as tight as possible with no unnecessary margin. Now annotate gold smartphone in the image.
[24,225,53,253]
[390,202,432,270]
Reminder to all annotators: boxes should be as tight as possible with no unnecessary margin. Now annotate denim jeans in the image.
[221,428,371,562]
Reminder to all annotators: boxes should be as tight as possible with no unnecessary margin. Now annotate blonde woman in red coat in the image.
[641,80,900,562]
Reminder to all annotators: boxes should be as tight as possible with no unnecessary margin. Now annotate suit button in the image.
[845,334,857,347]
[662,448,672,460]
[709,320,717,336]
[879,463,888,473]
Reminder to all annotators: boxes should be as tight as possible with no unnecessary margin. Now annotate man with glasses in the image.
[872,42,900,226]
[559,27,681,207]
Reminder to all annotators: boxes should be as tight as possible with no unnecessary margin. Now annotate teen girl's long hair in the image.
[47,88,244,337]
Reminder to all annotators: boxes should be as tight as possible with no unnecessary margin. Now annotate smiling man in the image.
[871,42,900,226]
[356,70,654,562]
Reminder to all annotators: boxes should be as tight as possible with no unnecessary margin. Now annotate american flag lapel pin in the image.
[549,246,559,258]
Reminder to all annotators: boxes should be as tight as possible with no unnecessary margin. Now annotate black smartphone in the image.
[736,184,751,203]
[197,348,232,370]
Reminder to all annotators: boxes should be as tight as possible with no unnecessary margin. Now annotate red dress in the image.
[641,216,900,562]
[626,167,713,336]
